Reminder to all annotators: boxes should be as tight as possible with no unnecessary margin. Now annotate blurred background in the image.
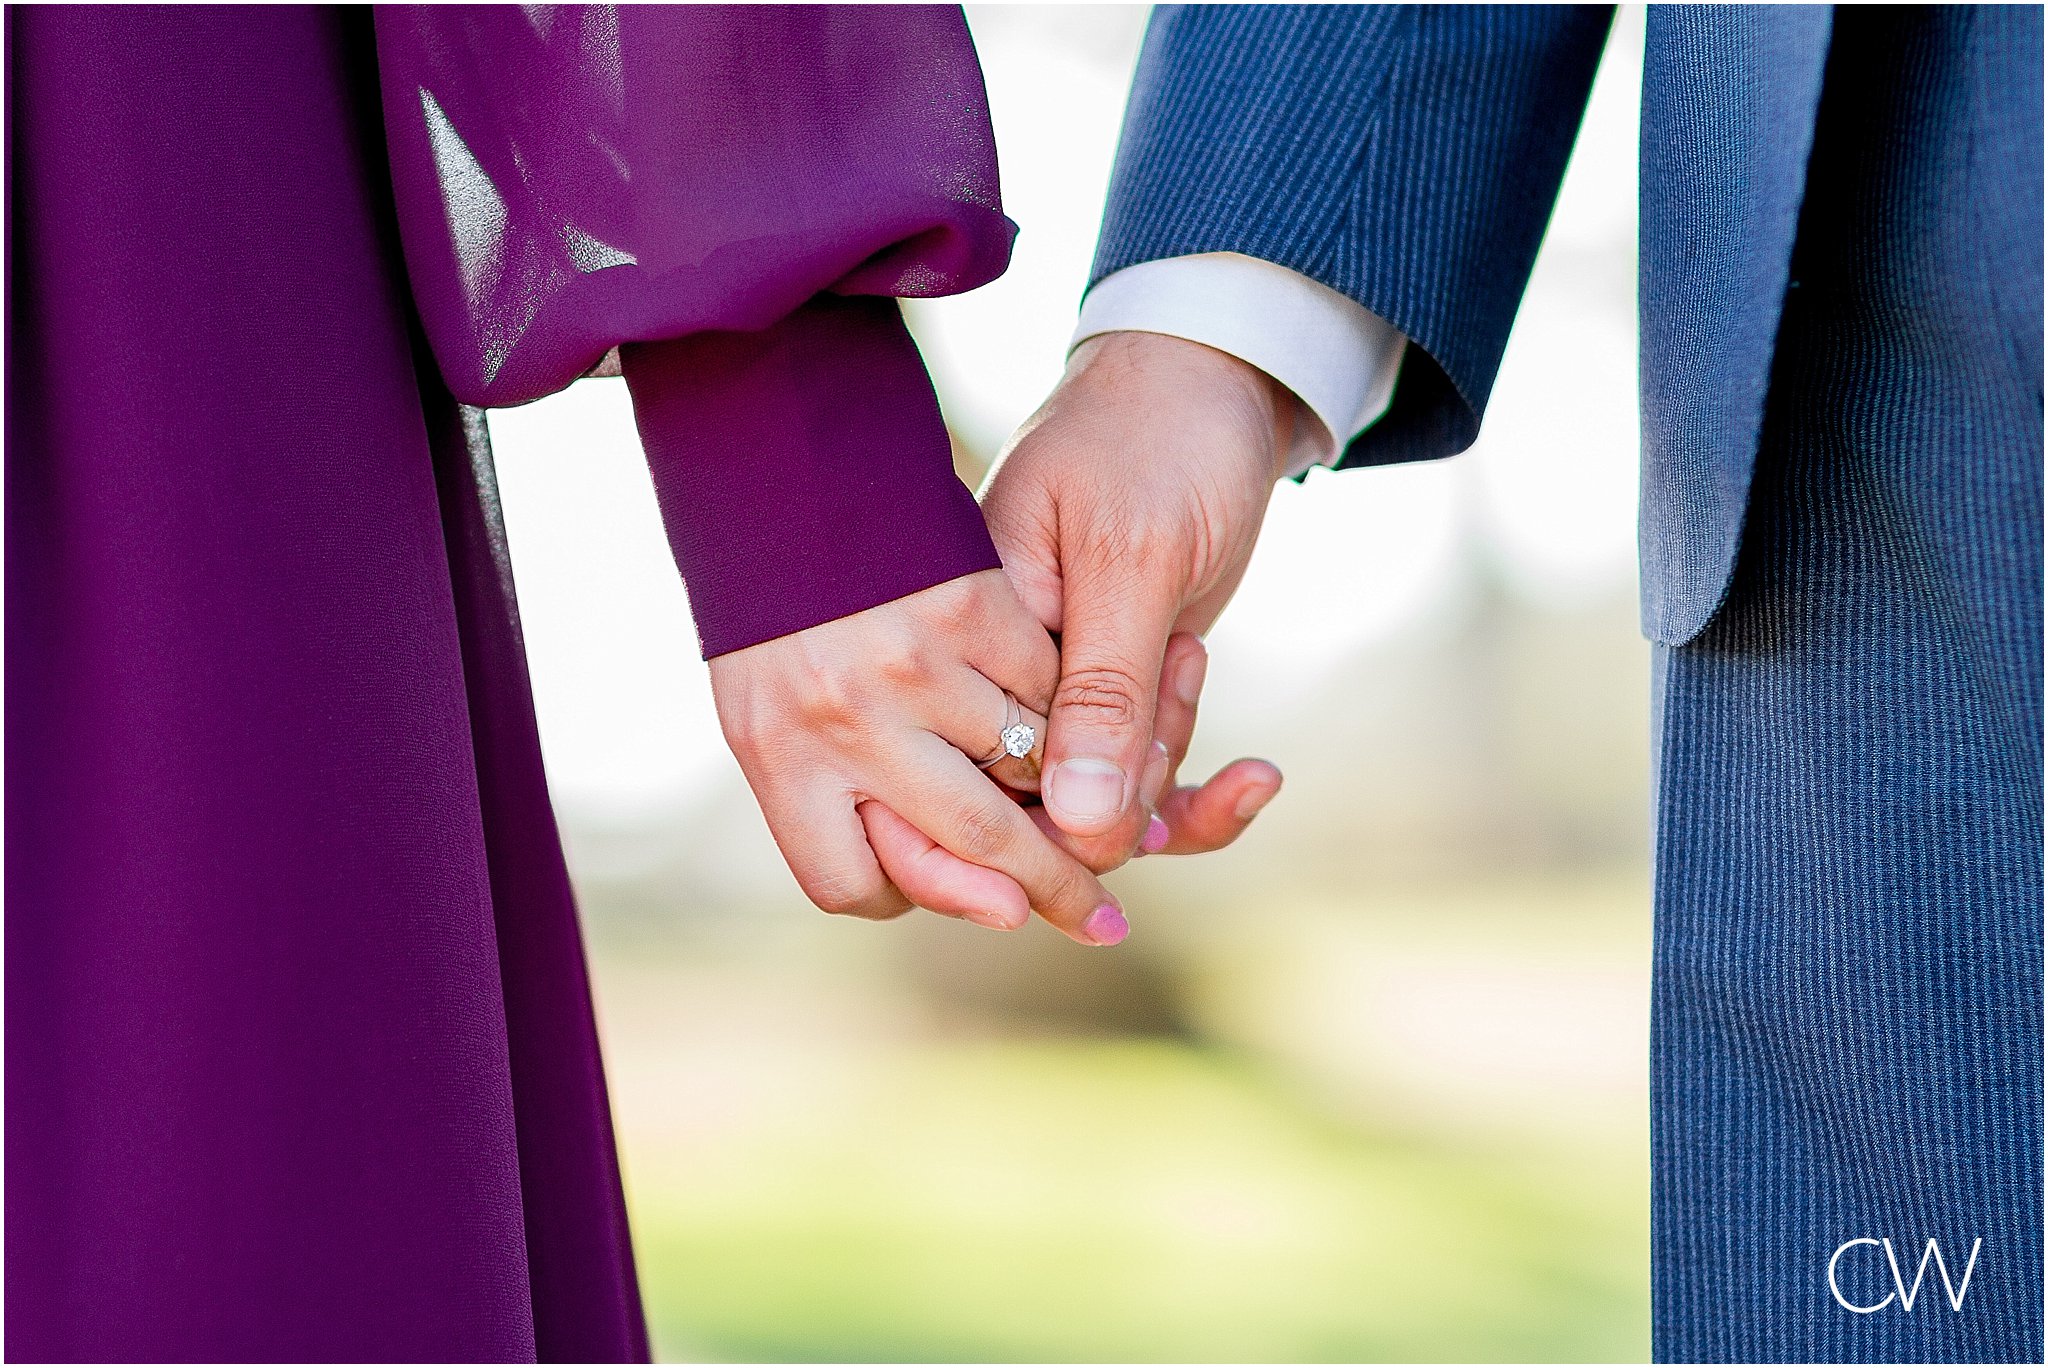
[486,5,1653,1361]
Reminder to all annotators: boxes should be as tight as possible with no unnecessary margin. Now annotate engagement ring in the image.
[977,692,1037,769]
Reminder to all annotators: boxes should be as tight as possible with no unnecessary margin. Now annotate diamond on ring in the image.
[977,693,1038,769]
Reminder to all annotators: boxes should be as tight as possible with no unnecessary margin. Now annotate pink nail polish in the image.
[1141,814,1171,854]
[1082,904,1129,946]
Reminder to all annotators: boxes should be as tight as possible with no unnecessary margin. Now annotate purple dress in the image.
[6,6,1011,1360]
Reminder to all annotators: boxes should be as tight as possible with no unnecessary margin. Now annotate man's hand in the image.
[980,331,1293,871]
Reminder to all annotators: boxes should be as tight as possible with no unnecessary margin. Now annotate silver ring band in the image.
[976,692,1037,769]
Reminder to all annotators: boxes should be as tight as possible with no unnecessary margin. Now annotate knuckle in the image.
[802,866,887,918]
[779,632,877,730]
[871,633,929,688]
[1044,857,1101,918]
[950,798,1017,865]
[930,576,987,633]
[1054,667,1143,732]
[716,699,767,757]
[797,668,867,731]
[716,693,787,768]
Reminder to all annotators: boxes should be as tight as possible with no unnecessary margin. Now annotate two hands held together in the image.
[710,333,1299,945]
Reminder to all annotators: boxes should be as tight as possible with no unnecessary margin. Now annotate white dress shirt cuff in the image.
[1071,253,1407,477]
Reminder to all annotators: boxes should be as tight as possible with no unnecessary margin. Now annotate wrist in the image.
[1068,330,1297,484]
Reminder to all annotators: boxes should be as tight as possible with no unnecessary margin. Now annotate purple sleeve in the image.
[373,4,1013,655]
[622,296,999,658]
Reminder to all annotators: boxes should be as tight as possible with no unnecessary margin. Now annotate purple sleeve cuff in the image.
[620,294,1001,659]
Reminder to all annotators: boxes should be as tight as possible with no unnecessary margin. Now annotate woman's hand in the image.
[708,568,1133,945]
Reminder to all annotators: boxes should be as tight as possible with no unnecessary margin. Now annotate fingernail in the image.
[1173,650,1207,708]
[1140,741,1170,809]
[1141,814,1171,854]
[965,906,1027,931]
[1233,785,1277,822]
[1082,904,1129,946]
[1047,758,1126,821]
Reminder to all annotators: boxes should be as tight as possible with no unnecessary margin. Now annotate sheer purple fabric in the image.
[376,4,1014,654]
[378,5,1011,401]
[6,4,1010,1361]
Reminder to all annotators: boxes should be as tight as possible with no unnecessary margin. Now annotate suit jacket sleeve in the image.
[1093,3,1613,469]
[375,5,1013,657]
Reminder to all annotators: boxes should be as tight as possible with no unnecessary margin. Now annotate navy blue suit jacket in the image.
[1093,4,2040,645]
[1098,8,2043,1362]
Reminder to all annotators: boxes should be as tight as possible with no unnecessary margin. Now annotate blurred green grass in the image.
[566,567,1658,1363]
[626,1037,1647,1363]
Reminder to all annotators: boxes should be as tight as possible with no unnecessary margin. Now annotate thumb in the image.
[1042,551,1178,849]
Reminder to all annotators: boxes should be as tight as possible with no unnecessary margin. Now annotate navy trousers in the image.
[1094,3,2042,1359]
[1652,11,2041,1361]
[1105,2,2048,1359]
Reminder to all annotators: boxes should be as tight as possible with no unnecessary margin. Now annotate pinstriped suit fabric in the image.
[1095,4,2042,1361]
[1654,9,2041,1361]
[1094,3,1610,468]
[1095,4,1847,647]
[1636,6,1834,644]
